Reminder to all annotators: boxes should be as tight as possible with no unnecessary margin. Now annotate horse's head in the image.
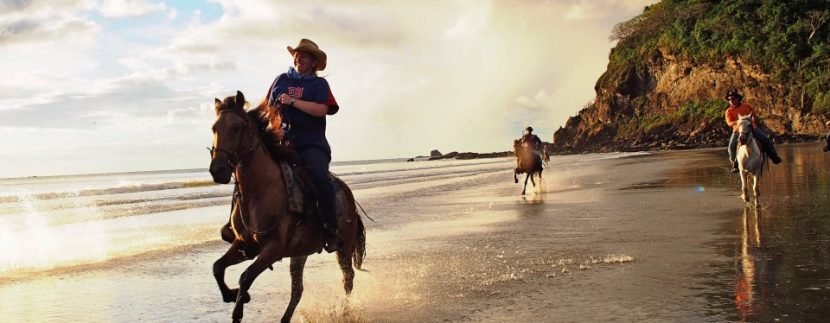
[209,91,257,184]
[737,113,753,145]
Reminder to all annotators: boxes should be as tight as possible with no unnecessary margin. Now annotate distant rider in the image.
[520,126,543,163]
[724,90,782,173]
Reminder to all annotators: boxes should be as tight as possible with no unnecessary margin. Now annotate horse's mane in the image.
[249,100,297,163]
[217,93,295,163]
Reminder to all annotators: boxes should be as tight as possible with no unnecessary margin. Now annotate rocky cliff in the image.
[552,1,829,153]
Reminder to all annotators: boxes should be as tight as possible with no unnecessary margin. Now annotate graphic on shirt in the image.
[288,87,304,98]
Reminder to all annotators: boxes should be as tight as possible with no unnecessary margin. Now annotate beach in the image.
[2,143,830,322]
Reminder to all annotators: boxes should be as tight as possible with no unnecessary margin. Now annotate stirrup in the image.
[322,224,343,253]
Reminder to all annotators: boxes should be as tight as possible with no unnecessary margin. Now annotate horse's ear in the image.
[214,98,222,114]
[236,91,245,109]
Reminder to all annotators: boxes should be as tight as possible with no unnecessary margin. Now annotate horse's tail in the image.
[331,173,368,270]
[353,217,366,270]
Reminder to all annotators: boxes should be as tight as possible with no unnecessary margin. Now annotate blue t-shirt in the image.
[266,73,339,154]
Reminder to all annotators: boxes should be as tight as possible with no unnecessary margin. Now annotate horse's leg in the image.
[232,248,282,323]
[336,246,355,295]
[752,173,760,204]
[522,173,530,195]
[214,240,251,303]
[282,256,308,323]
[514,169,519,183]
[740,170,750,203]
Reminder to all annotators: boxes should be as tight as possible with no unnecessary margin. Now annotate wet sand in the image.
[3,143,830,322]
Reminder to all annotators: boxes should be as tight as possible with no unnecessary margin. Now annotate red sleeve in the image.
[324,88,339,115]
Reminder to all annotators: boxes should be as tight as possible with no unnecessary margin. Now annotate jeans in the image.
[728,128,779,163]
[297,146,337,229]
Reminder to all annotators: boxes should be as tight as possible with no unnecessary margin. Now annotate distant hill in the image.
[553,0,830,153]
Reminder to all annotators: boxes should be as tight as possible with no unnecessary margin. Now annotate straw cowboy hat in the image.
[287,38,327,71]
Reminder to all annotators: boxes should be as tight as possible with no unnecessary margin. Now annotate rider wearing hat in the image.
[724,90,782,173]
[520,126,543,161]
[265,38,342,252]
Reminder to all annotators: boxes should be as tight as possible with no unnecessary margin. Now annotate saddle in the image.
[219,160,351,244]
[278,161,349,217]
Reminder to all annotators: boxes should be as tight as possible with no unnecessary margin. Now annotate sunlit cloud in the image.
[0,0,99,46]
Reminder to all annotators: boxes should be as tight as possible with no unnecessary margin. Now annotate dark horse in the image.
[513,139,544,195]
[209,91,366,323]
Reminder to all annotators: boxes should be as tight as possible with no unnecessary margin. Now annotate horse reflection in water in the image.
[734,206,767,321]
[735,114,768,204]
[513,139,544,195]
[208,91,366,323]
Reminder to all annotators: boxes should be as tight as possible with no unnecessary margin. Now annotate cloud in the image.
[0,0,92,16]
[0,0,99,46]
[564,0,655,21]
[98,0,166,18]
[0,15,98,45]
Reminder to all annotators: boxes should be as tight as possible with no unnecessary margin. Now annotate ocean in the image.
[0,156,527,275]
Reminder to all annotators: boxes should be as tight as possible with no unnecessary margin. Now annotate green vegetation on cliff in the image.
[616,98,723,138]
[607,0,830,113]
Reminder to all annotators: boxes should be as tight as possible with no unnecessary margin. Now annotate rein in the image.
[214,109,279,236]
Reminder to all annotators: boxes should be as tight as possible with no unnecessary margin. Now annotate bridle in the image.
[209,109,261,168]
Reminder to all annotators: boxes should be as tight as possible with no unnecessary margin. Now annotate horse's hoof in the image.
[514,178,518,184]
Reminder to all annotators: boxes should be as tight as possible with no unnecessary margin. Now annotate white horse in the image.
[736,114,767,204]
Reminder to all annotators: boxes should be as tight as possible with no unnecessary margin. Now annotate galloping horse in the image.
[209,91,366,323]
[736,114,767,204]
[513,139,544,195]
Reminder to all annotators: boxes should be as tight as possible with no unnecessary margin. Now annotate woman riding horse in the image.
[209,91,366,323]
[265,38,343,252]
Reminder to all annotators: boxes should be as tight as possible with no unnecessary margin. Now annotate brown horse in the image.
[513,139,544,195]
[209,91,366,323]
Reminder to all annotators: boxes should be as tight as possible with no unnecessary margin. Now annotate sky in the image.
[0,0,658,178]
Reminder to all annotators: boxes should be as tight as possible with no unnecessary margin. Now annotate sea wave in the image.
[0,179,219,203]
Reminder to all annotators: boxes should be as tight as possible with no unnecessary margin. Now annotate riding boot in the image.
[752,128,782,164]
[322,222,344,253]
[731,161,739,174]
